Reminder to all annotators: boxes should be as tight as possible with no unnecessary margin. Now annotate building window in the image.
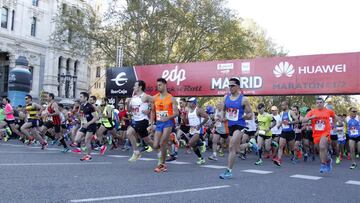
[62,3,67,15]
[30,17,36,36]
[96,67,100,77]
[11,10,14,30]
[32,0,39,6]
[1,7,8,29]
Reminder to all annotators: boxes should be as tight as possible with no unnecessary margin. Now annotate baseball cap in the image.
[257,103,265,109]
[187,97,197,104]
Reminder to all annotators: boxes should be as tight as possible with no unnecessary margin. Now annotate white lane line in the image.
[290,174,322,180]
[242,169,273,174]
[70,185,231,202]
[139,158,157,161]
[107,155,128,158]
[200,165,227,169]
[345,180,360,186]
[0,151,59,154]
[0,162,112,166]
[167,161,191,165]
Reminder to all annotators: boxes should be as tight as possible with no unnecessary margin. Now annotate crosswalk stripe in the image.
[290,174,322,180]
[139,158,157,161]
[242,169,273,174]
[200,165,227,169]
[107,155,128,158]
[167,161,191,165]
[345,180,360,186]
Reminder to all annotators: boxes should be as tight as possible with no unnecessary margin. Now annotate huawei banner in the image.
[106,52,360,97]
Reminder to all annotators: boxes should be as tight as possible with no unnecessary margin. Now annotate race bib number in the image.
[47,117,53,122]
[258,130,266,135]
[156,111,168,121]
[226,108,239,121]
[315,120,325,131]
[215,121,222,128]
[190,126,200,135]
[132,105,140,116]
[350,128,359,136]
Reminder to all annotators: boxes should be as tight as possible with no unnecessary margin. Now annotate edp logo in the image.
[162,66,186,85]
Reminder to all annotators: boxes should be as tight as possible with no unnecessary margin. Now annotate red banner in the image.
[129,52,360,96]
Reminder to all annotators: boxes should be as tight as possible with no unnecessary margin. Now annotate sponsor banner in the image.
[107,52,360,97]
[106,67,137,97]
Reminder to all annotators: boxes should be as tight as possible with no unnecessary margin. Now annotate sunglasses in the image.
[25,97,29,100]
[351,111,357,113]
[229,84,237,87]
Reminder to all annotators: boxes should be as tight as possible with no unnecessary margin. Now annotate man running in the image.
[273,101,298,166]
[302,97,336,173]
[126,80,153,162]
[346,107,360,169]
[73,92,99,161]
[219,77,255,179]
[20,95,47,149]
[39,93,69,152]
[255,103,276,165]
[151,78,179,173]
[186,97,209,164]
[208,101,228,161]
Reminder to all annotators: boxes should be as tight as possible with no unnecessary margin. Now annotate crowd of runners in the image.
[0,77,359,179]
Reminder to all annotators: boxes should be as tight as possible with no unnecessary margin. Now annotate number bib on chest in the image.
[190,126,200,135]
[132,105,140,117]
[226,108,239,121]
[350,128,359,136]
[315,120,325,131]
[156,111,168,121]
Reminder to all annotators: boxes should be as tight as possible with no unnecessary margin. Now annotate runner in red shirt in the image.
[303,97,336,173]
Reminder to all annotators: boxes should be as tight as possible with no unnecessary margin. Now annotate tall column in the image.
[68,59,74,98]
[60,57,66,98]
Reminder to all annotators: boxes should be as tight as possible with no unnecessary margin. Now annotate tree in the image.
[50,0,284,66]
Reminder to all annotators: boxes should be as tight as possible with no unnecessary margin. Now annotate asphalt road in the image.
[0,140,359,203]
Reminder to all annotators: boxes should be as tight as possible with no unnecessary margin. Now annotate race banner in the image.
[106,52,360,97]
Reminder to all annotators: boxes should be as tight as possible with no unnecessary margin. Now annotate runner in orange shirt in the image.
[303,97,336,173]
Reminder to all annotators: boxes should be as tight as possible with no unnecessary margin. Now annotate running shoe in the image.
[69,143,77,147]
[303,153,309,162]
[80,155,92,161]
[249,138,259,152]
[208,154,218,161]
[61,148,70,153]
[72,148,82,153]
[5,127,12,136]
[350,163,357,169]
[3,135,9,142]
[146,146,153,153]
[40,142,48,150]
[319,163,327,173]
[271,140,279,148]
[218,149,224,157]
[336,156,341,164]
[326,158,333,172]
[238,153,247,160]
[196,158,206,165]
[356,154,360,159]
[128,151,141,162]
[273,157,281,166]
[296,150,302,160]
[100,145,107,155]
[154,164,167,173]
[219,169,233,180]
[255,159,263,165]
[166,155,177,162]
[51,138,59,145]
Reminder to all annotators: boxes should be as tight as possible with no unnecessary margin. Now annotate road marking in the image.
[107,155,128,158]
[0,162,112,166]
[345,180,360,186]
[242,169,273,174]
[200,165,227,169]
[70,185,231,202]
[290,174,322,180]
[139,158,157,161]
[0,151,59,154]
[167,161,191,165]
